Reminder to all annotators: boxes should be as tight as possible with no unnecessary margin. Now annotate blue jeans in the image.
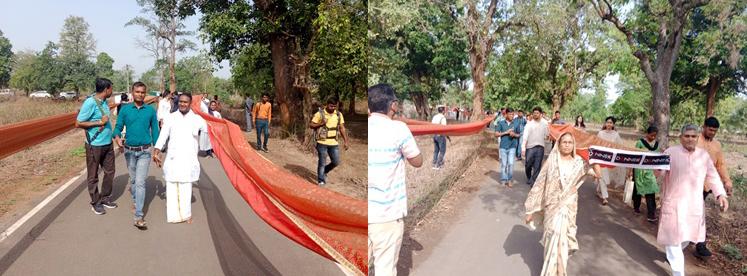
[432,135,446,167]
[124,148,151,220]
[256,119,269,148]
[316,144,340,183]
[499,148,516,182]
[516,136,523,158]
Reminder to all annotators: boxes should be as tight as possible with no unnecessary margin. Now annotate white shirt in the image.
[431,113,447,125]
[155,110,208,183]
[200,98,210,113]
[521,119,549,152]
[157,98,172,121]
[211,111,222,119]
[368,114,421,224]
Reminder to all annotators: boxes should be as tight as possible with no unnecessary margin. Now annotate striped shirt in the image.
[368,113,420,224]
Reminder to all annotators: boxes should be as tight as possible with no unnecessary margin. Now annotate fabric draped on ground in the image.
[191,96,367,275]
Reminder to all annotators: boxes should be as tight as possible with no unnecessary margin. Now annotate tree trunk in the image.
[470,50,486,121]
[269,34,303,136]
[169,39,176,94]
[651,80,671,148]
[551,92,562,113]
[705,76,721,118]
[348,91,356,115]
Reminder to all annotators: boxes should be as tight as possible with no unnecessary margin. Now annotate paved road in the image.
[0,153,344,276]
[408,157,675,276]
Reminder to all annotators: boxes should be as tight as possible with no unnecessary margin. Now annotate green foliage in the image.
[721,244,744,261]
[562,85,609,125]
[172,53,213,93]
[59,16,97,93]
[0,29,12,88]
[369,0,468,109]
[70,146,86,157]
[9,51,37,93]
[95,52,115,79]
[230,43,273,97]
[311,0,366,102]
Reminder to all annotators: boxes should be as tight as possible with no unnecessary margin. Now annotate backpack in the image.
[315,109,341,141]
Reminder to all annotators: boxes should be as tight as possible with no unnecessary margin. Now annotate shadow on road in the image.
[396,230,424,276]
[503,225,543,276]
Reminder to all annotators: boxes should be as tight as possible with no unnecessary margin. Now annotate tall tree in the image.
[230,43,274,98]
[58,16,96,94]
[126,13,168,93]
[464,0,523,119]
[177,0,321,136]
[8,51,36,94]
[134,0,196,94]
[0,29,12,88]
[590,0,709,148]
[95,52,115,79]
[671,1,747,118]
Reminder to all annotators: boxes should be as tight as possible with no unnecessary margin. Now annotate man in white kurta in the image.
[153,93,209,223]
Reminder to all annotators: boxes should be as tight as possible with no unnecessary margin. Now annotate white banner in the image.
[588,146,670,170]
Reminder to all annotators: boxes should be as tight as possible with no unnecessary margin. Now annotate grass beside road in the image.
[0,96,80,125]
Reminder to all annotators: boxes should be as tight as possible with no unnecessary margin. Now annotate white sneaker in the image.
[432,166,440,170]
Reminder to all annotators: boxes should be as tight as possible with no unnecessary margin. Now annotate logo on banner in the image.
[615,153,643,164]
[589,148,613,162]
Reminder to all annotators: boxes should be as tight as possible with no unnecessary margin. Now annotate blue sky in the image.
[0,0,231,78]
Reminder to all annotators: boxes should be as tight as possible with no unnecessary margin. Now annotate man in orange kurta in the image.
[657,124,729,276]
[695,116,733,259]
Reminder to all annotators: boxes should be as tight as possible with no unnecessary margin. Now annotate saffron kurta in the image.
[656,145,726,246]
[525,135,596,276]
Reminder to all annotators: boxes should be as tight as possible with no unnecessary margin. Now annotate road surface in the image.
[404,150,708,276]
[0,153,344,276]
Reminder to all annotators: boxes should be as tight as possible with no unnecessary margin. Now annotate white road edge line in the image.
[335,262,356,276]
[0,168,86,243]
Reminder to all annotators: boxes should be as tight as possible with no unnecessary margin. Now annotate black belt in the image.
[124,145,151,151]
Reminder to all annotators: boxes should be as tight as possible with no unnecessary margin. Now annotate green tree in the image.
[132,0,196,94]
[230,43,274,98]
[173,54,214,93]
[95,52,115,79]
[670,1,747,118]
[36,42,66,94]
[590,0,710,148]
[369,0,468,119]
[58,16,97,94]
[0,29,12,88]
[9,51,37,94]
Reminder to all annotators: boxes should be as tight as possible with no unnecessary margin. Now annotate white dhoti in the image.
[167,181,193,223]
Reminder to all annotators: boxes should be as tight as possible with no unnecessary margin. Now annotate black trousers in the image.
[525,146,544,186]
[85,143,115,206]
[632,184,656,219]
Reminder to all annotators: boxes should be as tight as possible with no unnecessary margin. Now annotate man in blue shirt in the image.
[494,107,521,187]
[114,82,160,229]
[75,78,117,215]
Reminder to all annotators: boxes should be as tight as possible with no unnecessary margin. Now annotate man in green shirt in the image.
[114,82,160,230]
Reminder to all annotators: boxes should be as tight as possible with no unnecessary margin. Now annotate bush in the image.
[721,244,743,261]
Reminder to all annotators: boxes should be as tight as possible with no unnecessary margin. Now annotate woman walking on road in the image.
[524,132,601,276]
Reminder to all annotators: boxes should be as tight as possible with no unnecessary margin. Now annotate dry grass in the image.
[0,96,80,125]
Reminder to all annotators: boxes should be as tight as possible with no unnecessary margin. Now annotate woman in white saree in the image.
[524,132,601,276]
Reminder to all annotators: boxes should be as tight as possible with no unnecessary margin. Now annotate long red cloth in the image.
[191,96,367,275]
[400,115,496,136]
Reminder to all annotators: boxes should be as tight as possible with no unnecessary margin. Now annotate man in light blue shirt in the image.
[76,78,117,215]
